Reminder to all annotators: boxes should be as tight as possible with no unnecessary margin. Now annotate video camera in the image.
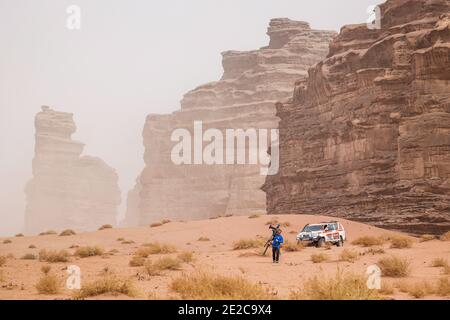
[263,224,282,255]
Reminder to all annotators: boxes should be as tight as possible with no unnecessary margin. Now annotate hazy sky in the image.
[0,0,381,236]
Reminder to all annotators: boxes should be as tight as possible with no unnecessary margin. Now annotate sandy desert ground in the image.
[0,214,449,300]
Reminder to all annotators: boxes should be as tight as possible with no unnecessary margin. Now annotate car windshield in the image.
[302,225,323,232]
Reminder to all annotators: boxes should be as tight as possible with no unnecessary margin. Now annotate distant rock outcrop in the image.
[125,19,336,225]
[263,0,450,235]
[25,106,121,233]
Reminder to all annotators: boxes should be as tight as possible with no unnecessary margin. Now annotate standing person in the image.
[272,229,284,263]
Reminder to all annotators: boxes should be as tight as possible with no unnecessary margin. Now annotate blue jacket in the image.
[272,234,284,249]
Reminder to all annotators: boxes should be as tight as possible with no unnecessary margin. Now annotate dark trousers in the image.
[272,247,280,262]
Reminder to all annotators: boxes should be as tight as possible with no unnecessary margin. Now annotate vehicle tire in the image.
[316,238,325,248]
[337,237,344,247]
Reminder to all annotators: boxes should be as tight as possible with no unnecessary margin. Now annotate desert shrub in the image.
[311,253,329,264]
[15,233,24,237]
[419,234,436,242]
[378,256,410,277]
[351,236,384,247]
[29,245,37,249]
[39,249,70,263]
[248,214,261,219]
[74,276,137,299]
[74,246,104,258]
[3,239,12,244]
[129,256,146,267]
[59,229,76,236]
[150,222,163,228]
[36,274,61,294]
[431,258,448,268]
[170,272,272,300]
[283,241,304,252]
[265,218,279,226]
[116,237,125,242]
[389,236,414,249]
[144,257,182,276]
[121,240,135,244]
[339,249,359,263]
[21,253,37,260]
[198,237,210,242]
[39,230,57,236]
[0,255,6,266]
[379,281,394,295]
[444,264,450,275]
[439,231,450,241]
[290,271,379,300]
[436,277,450,296]
[98,224,113,230]
[135,243,176,257]
[177,251,195,263]
[232,238,264,250]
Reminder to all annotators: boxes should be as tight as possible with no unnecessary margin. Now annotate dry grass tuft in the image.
[98,224,113,230]
[21,253,37,260]
[232,238,264,250]
[121,240,135,245]
[170,272,273,300]
[361,247,385,256]
[150,222,163,228]
[378,256,410,277]
[388,235,414,249]
[419,234,436,242]
[198,237,210,242]
[436,277,450,296]
[3,239,12,244]
[248,214,261,219]
[29,244,37,249]
[431,258,448,268]
[290,271,380,300]
[311,253,329,264]
[39,249,70,263]
[74,246,104,258]
[36,274,61,294]
[129,256,146,267]
[396,280,436,298]
[440,231,450,241]
[379,281,394,295]
[144,257,182,276]
[116,237,125,242]
[74,275,137,299]
[39,230,57,236]
[41,265,51,275]
[0,255,6,266]
[283,241,304,252]
[177,251,195,263]
[15,233,24,237]
[339,249,359,263]
[351,236,385,247]
[136,242,177,257]
[59,229,76,236]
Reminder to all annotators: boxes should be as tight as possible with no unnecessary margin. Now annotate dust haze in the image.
[0,0,378,236]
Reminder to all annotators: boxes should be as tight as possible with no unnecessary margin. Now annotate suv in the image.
[296,221,346,247]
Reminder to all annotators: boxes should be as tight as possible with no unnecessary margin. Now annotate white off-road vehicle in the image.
[296,221,346,247]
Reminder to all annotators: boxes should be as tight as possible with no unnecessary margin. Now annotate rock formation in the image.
[263,0,450,235]
[125,19,336,225]
[25,106,121,233]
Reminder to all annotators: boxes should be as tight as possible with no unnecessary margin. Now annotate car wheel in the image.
[337,237,344,247]
[316,238,325,248]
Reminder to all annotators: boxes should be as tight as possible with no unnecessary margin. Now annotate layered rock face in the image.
[263,0,450,234]
[125,19,336,225]
[25,106,121,233]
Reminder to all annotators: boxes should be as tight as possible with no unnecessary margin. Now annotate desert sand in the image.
[0,214,448,300]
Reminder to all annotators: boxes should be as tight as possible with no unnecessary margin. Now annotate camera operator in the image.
[270,225,284,263]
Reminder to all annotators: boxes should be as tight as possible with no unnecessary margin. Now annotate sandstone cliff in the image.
[25,106,121,233]
[125,19,336,225]
[263,0,450,235]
